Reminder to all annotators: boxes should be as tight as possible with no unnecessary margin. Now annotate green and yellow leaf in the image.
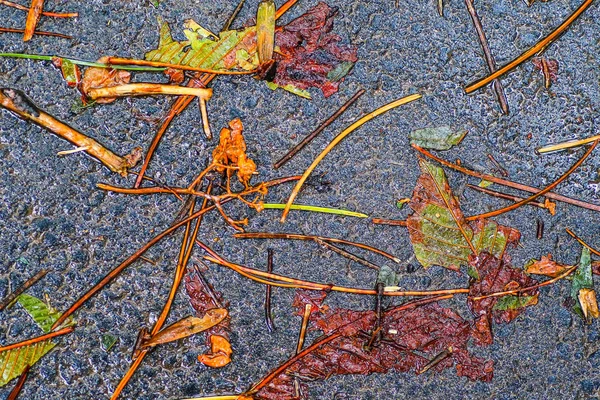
[0,340,55,387]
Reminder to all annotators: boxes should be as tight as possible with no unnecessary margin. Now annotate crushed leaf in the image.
[81,57,131,104]
[212,118,257,187]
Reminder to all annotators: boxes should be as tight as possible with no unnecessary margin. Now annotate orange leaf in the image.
[198,334,232,368]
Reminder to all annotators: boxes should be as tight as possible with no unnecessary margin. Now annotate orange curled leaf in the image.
[142,309,228,348]
[212,118,257,186]
[198,334,232,368]
[524,255,568,278]
[81,57,131,104]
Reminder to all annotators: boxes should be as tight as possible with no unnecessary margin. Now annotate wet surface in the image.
[1,0,600,399]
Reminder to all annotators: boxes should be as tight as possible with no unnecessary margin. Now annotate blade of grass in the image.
[0,53,166,71]
[261,203,367,218]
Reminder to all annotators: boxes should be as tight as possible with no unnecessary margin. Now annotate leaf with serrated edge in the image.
[0,340,55,387]
[407,160,519,270]
[17,294,63,333]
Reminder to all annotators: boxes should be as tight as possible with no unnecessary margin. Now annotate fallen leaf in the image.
[81,57,131,104]
[409,126,468,151]
[272,2,358,97]
[578,288,599,321]
[570,247,594,320]
[17,293,65,333]
[142,310,228,348]
[101,334,118,353]
[197,334,233,368]
[255,295,493,399]
[52,57,82,88]
[468,252,538,346]
[407,160,520,270]
[524,254,568,278]
[0,340,55,387]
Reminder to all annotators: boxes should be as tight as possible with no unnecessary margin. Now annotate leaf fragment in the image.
[101,334,117,352]
[0,340,55,387]
[212,118,257,186]
[376,265,399,287]
[524,255,568,278]
[142,310,228,348]
[570,247,594,319]
[197,334,232,368]
[256,0,276,64]
[493,294,539,311]
[409,126,468,151]
[17,293,64,333]
[578,288,599,321]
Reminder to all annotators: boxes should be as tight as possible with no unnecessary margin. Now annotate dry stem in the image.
[23,0,44,41]
[86,83,212,101]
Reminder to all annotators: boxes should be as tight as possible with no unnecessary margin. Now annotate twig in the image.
[487,154,508,176]
[565,228,600,257]
[0,0,77,17]
[464,0,509,114]
[51,176,297,331]
[371,218,407,227]
[265,249,276,332]
[193,264,223,308]
[24,0,44,41]
[0,27,71,39]
[234,232,400,263]
[274,89,365,169]
[296,304,311,353]
[86,84,212,101]
[419,347,453,374]
[315,238,380,271]
[465,184,555,214]
[0,88,138,177]
[7,365,29,400]
[281,94,422,222]
[537,219,544,240]
[106,57,256,75]
[470,140,597,220]
[0,327,74,352]
[536,134,600,154]
[0,269,48,311]
[221,0,246,31]
[465,0,594,93]
[470,266,577,301]
[412,144,600,213]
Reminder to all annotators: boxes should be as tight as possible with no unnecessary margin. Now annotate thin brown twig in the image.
[0,269,48,311]
[234,232,400,263]
[0,327,74,352]
[7,365,29,400]
[315,238,380,271]
[465,184,555,214]
[470,265,577,301]
[464,0,509,114]
[0,0,77,17]
[0,26,71,39]
[412,144,600,213]
[487,154,509,177]
[51,176,298,331]
[265,248,276,332]
[221,0,246,31]
[274,89,366,169]
[371,218,407,227]
[470,140,597,220]
[465,0,594,93]
[565,228,600,257]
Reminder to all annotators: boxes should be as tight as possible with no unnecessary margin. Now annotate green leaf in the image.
[377,265,400,287]
[478,179,493,188]
[256,0,276,64]
[101,334,118,353]
[327,61,355,82]
[145,21,259,72]
[17,294,63,333]
[0,340,56,387]
[407,160,520,270]
[467,265,480,280]
[570,247,593,318]
[493,294,538,311]
[409,126,467,151]
[265,81,311,99]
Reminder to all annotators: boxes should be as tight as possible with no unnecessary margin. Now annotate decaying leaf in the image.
[407,160,520,270]
[272,2,358,98]
[578,288,599,320]
[101,334,118,353]
[52,57,82,88]
[0,340,56,387]
[409,126,468,151]
[255,291,493,399]
[468,252,538,346]
[570,247,594,320]
[81,57,131,104]
[524,254,568,278]
[184,269,232,368]
[212,118,257,186]
[142,310,228,348]
[17,293,66,333]
[376,265,400,287]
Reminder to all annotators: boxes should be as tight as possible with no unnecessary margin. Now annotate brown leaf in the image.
[81,57,131,104]
[524,254,568,278]
[272,2,358,97]
[212,118,257,186]
[578,288,600,320]
[142,310,228,348]
[468,252,538,346]
[198,334,232,368]
[255,296,493,399]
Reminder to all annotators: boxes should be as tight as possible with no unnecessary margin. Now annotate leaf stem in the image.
[86,83,212,101]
